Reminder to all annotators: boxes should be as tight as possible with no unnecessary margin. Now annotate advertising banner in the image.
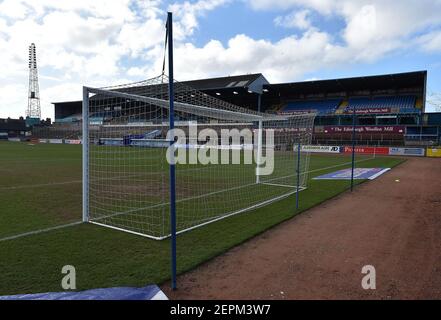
[100,138,124,146]
[343,108,391,114]
[389,147,425,157]
[295,145,341,153]
[64,139,81,145]
[131,139,170,148]
[48,139,63,144]
[174,144,254,150]
[322,126,405,134]
[343,146,390,155]
[427,147,441,158]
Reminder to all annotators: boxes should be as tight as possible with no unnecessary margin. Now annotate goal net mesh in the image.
[85,75,315,239]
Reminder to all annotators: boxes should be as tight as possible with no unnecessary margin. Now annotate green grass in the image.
[0,142,81,237]
[0,141,404,295]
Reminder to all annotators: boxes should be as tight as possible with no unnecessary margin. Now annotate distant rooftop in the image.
[264,71,427,96]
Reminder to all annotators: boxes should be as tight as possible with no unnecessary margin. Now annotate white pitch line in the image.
[0,158,77,163]
[261,182,296,188]
[0,221,82,242]
[0,180,83,190]
[89,221,166,241]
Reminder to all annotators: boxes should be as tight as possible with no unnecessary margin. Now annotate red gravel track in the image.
[163,158,441,299]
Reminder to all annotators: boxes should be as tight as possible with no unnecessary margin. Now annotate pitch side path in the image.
[162,157,441,299]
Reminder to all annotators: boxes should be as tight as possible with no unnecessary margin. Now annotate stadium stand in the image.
[280,99,342,115]
[32,122,81,140]
[0,117,30,138]
[45,70,439,147]
[56,113,82,123]
[344,95,417,113]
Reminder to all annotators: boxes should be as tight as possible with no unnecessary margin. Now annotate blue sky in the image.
[0,0,441,119]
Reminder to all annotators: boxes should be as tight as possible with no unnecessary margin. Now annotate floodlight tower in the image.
[27,43,41,119]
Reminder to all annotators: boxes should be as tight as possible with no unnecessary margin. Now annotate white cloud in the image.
[419,31,441,53]
[274,9,312,30]
[168,0,231,40]
[127,66,147,77]
[0,0,30,19]
[173,31,337,82]
[343,5,377,48]
[0,83,27,118]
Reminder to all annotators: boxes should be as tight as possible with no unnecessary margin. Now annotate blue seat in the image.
[281,99,341,115]
[344,95,416,113]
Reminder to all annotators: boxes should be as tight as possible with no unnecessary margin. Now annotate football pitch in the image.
[0,141,404,295]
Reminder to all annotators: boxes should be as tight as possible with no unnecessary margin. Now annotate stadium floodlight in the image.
[27,43,41,119]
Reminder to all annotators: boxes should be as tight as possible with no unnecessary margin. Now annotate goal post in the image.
[255,120,263,184]
[81,78,315,240]
[82,86,89,223]
[167,10,177,290]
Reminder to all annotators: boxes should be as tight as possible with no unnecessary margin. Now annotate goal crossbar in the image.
[86,86,286,122]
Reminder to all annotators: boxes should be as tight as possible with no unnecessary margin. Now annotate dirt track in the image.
[163,157,441,299]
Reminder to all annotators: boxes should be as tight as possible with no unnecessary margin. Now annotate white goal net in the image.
[83,75,315,240]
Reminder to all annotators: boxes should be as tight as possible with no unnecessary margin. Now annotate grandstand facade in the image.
[48,70,440,147]
[0,117,30,140]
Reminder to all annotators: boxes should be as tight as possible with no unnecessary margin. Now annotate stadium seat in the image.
[344,95,417,113]
[280,99,342,115]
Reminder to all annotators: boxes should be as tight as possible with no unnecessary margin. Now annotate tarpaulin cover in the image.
[0,285,168,300]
